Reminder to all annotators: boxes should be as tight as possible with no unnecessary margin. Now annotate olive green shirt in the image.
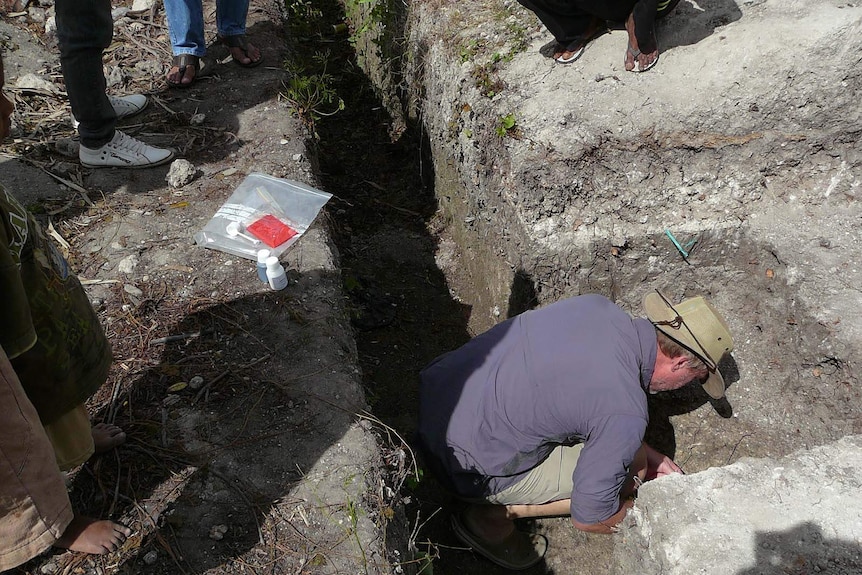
[0,186,111,424]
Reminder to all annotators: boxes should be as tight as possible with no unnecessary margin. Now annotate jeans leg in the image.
[216,0,250,37]
[164,0,207,56]
[55,0,115,148]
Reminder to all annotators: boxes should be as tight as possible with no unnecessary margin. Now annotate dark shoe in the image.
[219,34,263,68]
[167,54,201,88]
[451,512,547,571]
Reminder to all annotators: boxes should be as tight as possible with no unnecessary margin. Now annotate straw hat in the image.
[643,291,734,399]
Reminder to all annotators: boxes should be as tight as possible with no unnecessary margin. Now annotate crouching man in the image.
[418,291,734,570]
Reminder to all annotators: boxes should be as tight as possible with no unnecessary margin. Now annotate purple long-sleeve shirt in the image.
[418,294,657,524]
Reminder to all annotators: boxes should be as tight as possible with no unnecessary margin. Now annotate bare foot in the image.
[228,41,261,66]
[624,12,659,72]
[553,18,606,62]
[166,61,197,87]
[54,516,132,554]
[92,422,126,454]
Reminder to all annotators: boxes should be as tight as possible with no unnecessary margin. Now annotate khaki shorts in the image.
[44,404,94,472]
[479,443,584,506]
[0,346,73,571]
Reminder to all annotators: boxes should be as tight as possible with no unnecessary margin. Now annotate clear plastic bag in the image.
[194,173,332,260]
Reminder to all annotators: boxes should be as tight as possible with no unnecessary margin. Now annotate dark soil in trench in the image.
[288,2,862,572]
[288,3,559,573]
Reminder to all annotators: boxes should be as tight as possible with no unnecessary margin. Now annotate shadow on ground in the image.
[658,0,743,51]
[737,522,862,575]
[12,271,370,573]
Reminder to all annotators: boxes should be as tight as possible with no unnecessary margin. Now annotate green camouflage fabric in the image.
[0,185,111,424]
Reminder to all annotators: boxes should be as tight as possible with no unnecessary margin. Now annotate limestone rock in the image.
[131,0,157,11]
[614,436,862,575]
[118,254,139,274]
[166,159,196,188]
[15,73,58,94]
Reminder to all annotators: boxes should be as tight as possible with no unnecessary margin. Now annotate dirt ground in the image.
[2,1,394,573]
[390,0,862,573]
[3,0,861,574]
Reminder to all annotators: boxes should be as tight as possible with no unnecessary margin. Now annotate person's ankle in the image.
[81,133,115,151]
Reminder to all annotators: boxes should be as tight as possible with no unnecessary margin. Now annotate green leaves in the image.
[496,113,516,137]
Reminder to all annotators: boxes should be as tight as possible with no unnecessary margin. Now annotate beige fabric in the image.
[480,443,585,506]
[643,291,734,399]
[44,404,94,472]
[0,345,73,571]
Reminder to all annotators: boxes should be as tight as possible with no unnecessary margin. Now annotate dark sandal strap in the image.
[220,34,261,67]
[221,34,249,51]
[172,54,200,72]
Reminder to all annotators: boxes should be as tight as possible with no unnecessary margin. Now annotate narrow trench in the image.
[283,6,862,573]
[284,2,498,572]
[286,3,588,572]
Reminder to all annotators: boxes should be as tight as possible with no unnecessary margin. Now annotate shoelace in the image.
[111,131,148,155]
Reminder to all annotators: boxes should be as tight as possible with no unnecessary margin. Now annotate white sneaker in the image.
[71,94,149,129]
[79,130,175,168]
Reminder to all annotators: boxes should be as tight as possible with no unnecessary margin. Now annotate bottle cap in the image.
[257,249,271,264]
[265,256,281,270]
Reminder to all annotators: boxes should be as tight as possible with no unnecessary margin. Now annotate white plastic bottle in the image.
[256,249,271,283]
[265,256,288,291]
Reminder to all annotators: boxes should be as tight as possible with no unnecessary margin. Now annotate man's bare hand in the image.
[643,443,684,480]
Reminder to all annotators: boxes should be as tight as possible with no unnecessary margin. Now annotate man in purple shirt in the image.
[418,291,734,569]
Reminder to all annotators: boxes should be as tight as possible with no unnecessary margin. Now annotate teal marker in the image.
[665,229,696,260]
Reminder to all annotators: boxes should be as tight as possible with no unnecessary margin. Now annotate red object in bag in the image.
[246,215,298,247]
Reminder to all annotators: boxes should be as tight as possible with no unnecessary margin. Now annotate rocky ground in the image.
[394,0,862,573]
[1,1,402,573]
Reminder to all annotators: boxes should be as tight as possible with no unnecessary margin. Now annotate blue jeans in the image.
[164,0,251,57]
[55,0,116,148]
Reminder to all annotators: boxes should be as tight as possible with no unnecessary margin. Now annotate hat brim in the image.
[702,370,726,399]
[643,292,726,399]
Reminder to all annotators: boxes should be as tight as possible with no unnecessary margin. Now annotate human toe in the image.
[182,66,196,84]
[107,523,131,549]
[92,422,126,452]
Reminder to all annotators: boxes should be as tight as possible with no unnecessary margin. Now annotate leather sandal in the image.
[167,54,201,88]
[219,34,262,68]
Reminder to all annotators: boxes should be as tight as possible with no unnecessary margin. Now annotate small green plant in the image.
[283,0,323,36]
[496,113,516,137]
[459,39,480,63]
[471,60,504,98]
[281,54,345,125]
[344,0,391,46]
[405,466,424,490]
[284,0,322,19]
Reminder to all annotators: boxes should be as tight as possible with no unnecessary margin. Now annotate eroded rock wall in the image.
[395,0,862,459]
[349,0,862,570]
[613,435,862,574]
